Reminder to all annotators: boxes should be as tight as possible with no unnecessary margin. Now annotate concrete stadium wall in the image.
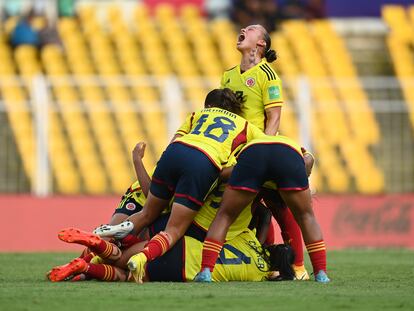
[0,194,413,252]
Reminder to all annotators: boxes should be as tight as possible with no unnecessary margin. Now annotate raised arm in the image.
[132,142,151,197]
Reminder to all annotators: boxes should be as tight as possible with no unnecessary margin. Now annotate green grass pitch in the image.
[0,249,413,311]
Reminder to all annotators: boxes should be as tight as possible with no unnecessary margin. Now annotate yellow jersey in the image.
[184,229,270,282]
[175,108,263,169]
[194,181,253,241]
[221,59,284,131]
[115,180,146,212]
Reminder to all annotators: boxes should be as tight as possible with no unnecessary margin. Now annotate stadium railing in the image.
[0,75,413,196]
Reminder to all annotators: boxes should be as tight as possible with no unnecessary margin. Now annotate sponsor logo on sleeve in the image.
[268,86,280,100]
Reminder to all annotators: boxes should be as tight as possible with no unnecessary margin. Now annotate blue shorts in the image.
[146,237,186,282]
[229,143,309,192]
[113,186,143,217]
[150,142,220,211]
[146,213,207,282]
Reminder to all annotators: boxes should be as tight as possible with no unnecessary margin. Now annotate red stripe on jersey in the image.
[191,220,208,233]
[189,112,195,129]
[231,121,248,153]
[175,193,204,206]
[228,185,259,193]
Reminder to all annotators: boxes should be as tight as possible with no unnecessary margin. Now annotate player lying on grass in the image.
[96,88,269,283]
[93,147,314,281]
[49,219,296,282]
[194,135,330,283]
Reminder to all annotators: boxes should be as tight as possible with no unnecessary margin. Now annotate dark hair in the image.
[204,88,243,116]
[262,31,277,63]
[264,244,295,281]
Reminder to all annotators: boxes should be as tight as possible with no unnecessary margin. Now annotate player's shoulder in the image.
[224,65,237,73]
[256,61,280,81]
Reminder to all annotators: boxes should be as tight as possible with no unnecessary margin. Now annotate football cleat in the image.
[46,262,70,281]
[93,221,134,239]
[315,270,330,283]
[49,258,88,282]
[127,252,147,284]
[293,264,310,281]
[193,268,212,282]
[58,228,102,247]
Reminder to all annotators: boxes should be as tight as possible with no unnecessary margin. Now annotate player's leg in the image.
[58,228,122,261]
[128,203,198,283]
[128,148,220,283]
[261,189,308,280]
[278,188,329,283]
[195,188,256,282]
[113,240,148,269]
[268,143,328,283]
[49,257,128,282]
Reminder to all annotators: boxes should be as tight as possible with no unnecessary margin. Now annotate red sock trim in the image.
[90,240,114,259]
[141,232,170,262]
[200,238,224,272]
[306,240,327,273]
[86,264,116,281]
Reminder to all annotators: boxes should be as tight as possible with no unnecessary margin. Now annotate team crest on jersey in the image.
[126,202,136,211]
[245,77,255,87]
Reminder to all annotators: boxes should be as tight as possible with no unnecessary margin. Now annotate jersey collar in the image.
[238,58,267,75]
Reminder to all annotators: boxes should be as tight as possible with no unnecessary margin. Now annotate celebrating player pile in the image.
[47,24,329,284]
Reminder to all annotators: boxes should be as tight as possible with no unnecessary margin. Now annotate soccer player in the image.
[115,88,264,283]
[195,135,330,283]
[48,225,295,283]
[222,23,310,280]
[222,24,282,135]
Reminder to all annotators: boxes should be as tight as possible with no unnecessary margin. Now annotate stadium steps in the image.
[339,14,414,193]
[0,111,30,192]
[378,5,414,191]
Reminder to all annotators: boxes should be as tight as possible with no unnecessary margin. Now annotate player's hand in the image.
[132,142,146,162]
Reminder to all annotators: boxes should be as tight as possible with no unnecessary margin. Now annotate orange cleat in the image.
[49,258,88,282]
[58,228,102,247]
[46,262,71,281]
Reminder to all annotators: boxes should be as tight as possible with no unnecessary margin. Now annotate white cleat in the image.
[93,220,134,239]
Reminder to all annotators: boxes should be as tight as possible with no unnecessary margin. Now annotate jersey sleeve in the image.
[175,112,195,136]
[262,78,284,110]
[246,122,266,142]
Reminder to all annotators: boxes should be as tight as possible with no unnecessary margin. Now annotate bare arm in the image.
[264,106,282,136]
[220,166,234,182]
[132,142,151,197]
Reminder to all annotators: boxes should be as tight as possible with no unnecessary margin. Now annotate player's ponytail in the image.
[263,31,277,63]
[265,244,295,281]
[204,88,244,116]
